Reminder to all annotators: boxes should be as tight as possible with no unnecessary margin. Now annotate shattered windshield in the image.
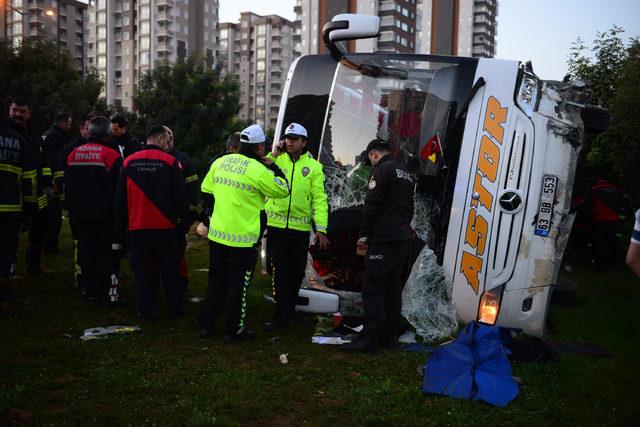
[319,54,477,257]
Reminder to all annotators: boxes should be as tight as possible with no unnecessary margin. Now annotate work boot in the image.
[263,315,291,332]
[43,246,61,255]
[379,336,401,350]
[223,329,256,343]
[341,335,378,354]
[25,263,54,275]
[199,327,213,338]
[0,278,9,318]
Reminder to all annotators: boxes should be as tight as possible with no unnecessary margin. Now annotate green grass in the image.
[1,221,639,425]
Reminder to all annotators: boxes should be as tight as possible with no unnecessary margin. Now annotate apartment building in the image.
[293,0,497,57]
[417,0,498,57]
[1,0,88,72]
[219,12,295,130]
[86,0,219,110]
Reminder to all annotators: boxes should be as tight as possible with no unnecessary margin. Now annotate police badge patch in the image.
[368,179,377,189]
[302,167,310,177]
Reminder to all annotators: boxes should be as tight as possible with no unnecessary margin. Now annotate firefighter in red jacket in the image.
[65,116,123,305]
[587,174,629,272]
[115,125,190,321]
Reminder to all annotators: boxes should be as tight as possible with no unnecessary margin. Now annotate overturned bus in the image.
[273,14,607,337]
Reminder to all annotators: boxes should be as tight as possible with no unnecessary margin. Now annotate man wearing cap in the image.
[342,138,415,353]
[263,123,329,331]
[199,124,289,342]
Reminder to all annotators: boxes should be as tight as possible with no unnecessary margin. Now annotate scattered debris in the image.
[189,297,204,303]
[193,268,209,272]
[312,335,353,345]
[80,325,141,341]
[279,353,289,364]
[399,331,417,344]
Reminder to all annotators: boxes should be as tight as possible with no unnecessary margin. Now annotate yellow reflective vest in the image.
[201,153,289,247]
[265,152,328,233]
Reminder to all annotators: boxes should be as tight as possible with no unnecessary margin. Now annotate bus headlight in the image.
[477,284,505,325]
[516,73,539,117]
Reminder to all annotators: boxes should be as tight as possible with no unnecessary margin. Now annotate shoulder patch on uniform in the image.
[368,179,377,189]
[302,166,310,177]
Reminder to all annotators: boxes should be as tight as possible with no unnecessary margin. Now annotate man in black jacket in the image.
[65,116,123,305]
[0,124,36,315]
[342,139,415,353]
[163,125,197,294]
[42,111,72,254]
[111,116,141,159]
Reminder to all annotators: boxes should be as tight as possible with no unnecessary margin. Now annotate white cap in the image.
[283,123,308,139]
[240,124,266,144]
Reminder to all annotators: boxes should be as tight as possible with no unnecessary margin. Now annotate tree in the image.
[0,37,103,133]
[568,28,640,206]
[133,56,242,172]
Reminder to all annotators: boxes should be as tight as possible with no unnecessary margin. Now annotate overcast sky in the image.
[219,0,640,80]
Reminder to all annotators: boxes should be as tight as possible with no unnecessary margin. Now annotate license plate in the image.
[535,174,557,237]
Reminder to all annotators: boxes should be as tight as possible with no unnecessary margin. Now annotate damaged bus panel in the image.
[273,14,606,337]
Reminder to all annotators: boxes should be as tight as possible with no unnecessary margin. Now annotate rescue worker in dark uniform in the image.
[0,124,36,316]
[115,125,190,321]
[264,123,329,331]
[4,98,52,275]
[164,125,197,293]
[342,139,415,353]
[57,112,103,288]
[42,111,72,254]
[111,115,142,159]
[199,125,289,342]
[65,116,123,305]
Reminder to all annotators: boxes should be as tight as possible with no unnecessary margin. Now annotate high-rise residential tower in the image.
[219,12,295,130]
[293,0,497,57]
[1,0,88,73]
[86,0,219,110]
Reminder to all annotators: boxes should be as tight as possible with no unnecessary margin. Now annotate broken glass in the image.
[323,163,370,211]
[402,245,458,341]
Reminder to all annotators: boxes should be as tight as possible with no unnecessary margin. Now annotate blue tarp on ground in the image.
[422,321,519,407]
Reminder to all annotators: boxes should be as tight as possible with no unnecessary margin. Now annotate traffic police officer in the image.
[264,123,329,331]
[0,124,36,315]
[199,125,289,342]
[115,125,190,320]
[342,138,415,353]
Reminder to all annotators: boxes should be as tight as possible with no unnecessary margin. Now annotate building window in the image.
[140,6,150,20]
[97,41,106,54]
[97,26,106,39]
[140,36,150,50]
[140,21,150,34]
[97,11,106,25]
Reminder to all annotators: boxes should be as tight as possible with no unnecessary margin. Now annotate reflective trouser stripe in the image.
[239,269,254,328]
